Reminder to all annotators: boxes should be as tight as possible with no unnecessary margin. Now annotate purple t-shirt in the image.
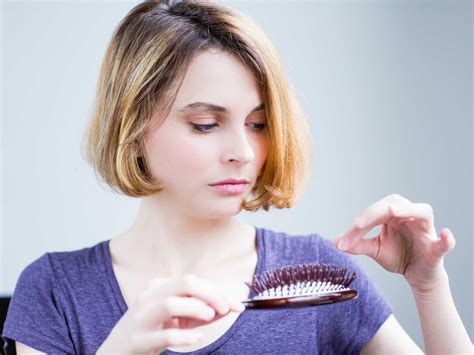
[2,226,394,354]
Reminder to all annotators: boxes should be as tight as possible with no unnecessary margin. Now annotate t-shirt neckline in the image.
[102,225,266,354]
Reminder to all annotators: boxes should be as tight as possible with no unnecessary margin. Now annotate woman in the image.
[3,1,471,354]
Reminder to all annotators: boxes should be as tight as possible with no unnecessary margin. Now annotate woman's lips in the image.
[210,183,248,194]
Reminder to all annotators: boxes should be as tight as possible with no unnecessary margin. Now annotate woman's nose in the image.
[222,129,255,165]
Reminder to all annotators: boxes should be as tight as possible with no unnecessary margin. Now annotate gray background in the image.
[1,0,472,349]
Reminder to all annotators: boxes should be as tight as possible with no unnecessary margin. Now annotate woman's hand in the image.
[96,274,245,355]
[333,194,456,293]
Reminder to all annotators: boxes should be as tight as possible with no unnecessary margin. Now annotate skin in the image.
[334,194,453,292]
[15,52,471,354]
[335,193,472,353]
[111,48,269,278]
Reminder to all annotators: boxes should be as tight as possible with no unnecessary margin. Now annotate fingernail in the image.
[235,302,245,312]
[218,302,230,315]
[205,307,216,319]
[338,238,350,251]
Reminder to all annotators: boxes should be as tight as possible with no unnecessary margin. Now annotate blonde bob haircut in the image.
[83,0,312,212]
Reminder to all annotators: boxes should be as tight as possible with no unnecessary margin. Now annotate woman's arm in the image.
[361,275,471,354]
[334,194,472,354]
[410,274,472,354]
[15,341,46,355]
[361,314,423,355]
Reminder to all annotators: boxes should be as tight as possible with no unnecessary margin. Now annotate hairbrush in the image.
[242,263,358,309]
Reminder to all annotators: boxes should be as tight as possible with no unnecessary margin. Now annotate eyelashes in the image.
[191,123,218,132]
[191,123,267,133]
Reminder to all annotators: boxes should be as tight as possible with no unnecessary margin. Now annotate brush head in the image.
[242,262,358,309]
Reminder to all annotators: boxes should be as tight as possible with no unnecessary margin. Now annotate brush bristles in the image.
[245,263,356,299]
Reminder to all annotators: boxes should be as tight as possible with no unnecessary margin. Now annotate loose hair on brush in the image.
[82,0,312,212]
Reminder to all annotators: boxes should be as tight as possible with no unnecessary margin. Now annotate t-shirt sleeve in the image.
[345,256,394,353]
[2,253,75,354]
[312,234,395,353]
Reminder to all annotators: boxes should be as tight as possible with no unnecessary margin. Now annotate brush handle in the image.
[241,289,358,309]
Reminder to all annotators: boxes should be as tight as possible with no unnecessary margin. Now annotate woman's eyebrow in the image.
[177,101,264,114]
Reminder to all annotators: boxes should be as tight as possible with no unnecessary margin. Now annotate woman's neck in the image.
[110,199,256,278]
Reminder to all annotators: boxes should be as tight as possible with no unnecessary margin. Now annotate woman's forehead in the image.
[172,50,263,113]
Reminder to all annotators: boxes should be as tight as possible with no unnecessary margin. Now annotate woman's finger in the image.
[147,275,232,315]
[431,228,456,257]
[337,194,411,249]
[389,203,434,228]
[353,194,412,230]
[131,328,202,354]
[139,296,217,327]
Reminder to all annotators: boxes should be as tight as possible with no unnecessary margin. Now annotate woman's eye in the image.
[190,122,267,133]
[191,123,218,133]
[251,123,267,131]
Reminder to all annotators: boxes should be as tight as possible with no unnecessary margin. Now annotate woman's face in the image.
[143,49,269,218]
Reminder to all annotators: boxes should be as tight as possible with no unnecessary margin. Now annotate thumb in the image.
[335,235,380,259]
[332,234,343,248]
[350,237,380,259]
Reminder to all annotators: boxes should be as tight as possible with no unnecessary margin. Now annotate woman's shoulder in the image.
[4,241,111,354]
[16,239,109,287]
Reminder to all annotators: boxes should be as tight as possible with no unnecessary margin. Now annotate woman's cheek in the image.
[176,140,215,171]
